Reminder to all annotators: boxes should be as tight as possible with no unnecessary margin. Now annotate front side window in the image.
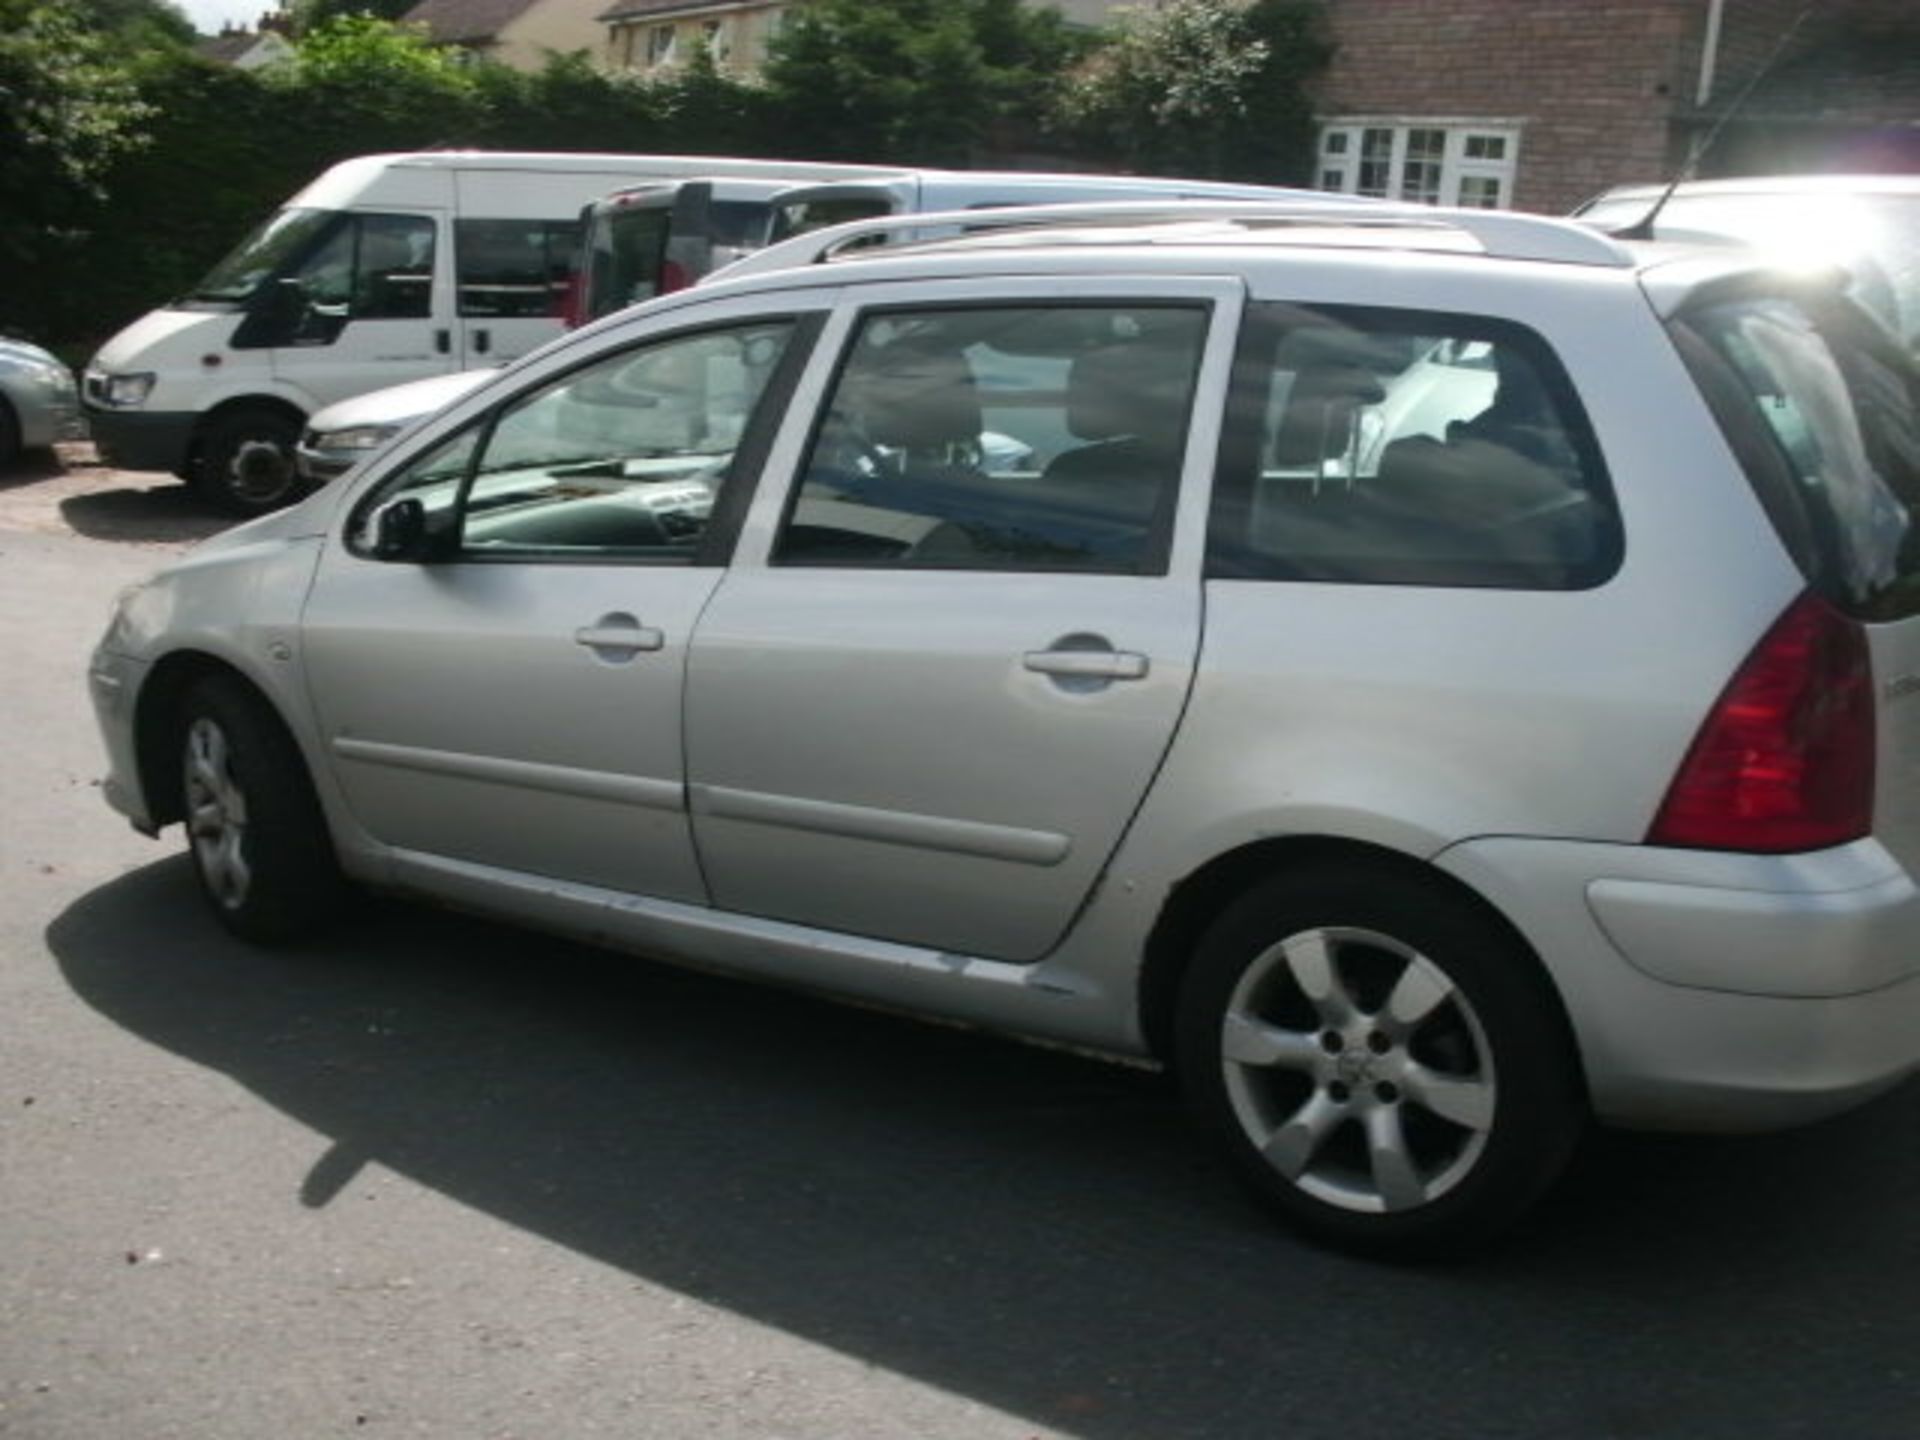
[354,319,796,560]
[456,218,581,318]
[1209,304,1618,589]
[1677,295,1920,618]
[288,212,436,321]
[773,304,1208,574]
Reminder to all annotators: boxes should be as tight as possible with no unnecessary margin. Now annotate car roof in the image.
[1588,173,1920,207]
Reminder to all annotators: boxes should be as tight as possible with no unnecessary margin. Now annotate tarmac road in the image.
[4,449,1919,1439]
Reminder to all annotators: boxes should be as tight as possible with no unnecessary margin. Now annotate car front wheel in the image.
[1176,865,1583,1259]
[179,675,343,943]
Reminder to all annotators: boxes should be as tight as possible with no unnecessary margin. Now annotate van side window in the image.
[457,219,582,319]
[774,304,1207,574]
[1208,304,1620,589]
[352,320,796,562]
[286,212,436,324]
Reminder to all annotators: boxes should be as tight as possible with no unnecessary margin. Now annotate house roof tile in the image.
[399,0,543,45]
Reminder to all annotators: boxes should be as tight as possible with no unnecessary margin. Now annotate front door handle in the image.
[1022,648,1149,681]
[574,612,664,658]
[473,328,491,355]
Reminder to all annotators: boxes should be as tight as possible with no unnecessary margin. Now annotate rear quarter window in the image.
[1673,295,1920,620]
[1207,303,1620,589]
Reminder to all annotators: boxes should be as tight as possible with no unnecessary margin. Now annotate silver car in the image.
[0,336,84,470]
[88,201,1920,1258]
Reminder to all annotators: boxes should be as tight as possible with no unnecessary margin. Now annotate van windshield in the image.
[184,208,338,306]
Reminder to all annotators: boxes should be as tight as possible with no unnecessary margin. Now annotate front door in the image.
[268,208,456,410]
[685,278,1241,960]
[300,309,814,901]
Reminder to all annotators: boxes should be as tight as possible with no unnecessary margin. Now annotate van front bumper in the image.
[1437,836,1920,1133]
[86,407,196,474]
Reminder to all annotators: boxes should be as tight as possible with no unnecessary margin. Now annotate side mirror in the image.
[372,497,441,562]
[233,279,313,350]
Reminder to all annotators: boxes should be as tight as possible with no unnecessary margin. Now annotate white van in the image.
[81,150,899,512]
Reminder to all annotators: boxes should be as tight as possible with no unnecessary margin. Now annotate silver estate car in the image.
[89,201,1920,1258]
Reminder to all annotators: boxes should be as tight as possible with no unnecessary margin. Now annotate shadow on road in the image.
[0,446,68,490]
[48,860,1920,1439]
[59,481,229,546]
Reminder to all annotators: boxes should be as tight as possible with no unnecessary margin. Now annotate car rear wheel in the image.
[179,675,344,943]
[1176,865,1583,1259]
[193,407,304,515]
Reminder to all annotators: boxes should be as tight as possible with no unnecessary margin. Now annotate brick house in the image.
[1311,0,1920,214]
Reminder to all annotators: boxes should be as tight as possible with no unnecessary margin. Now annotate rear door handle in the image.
[434,328,451,354]
[1022,649,1149,681]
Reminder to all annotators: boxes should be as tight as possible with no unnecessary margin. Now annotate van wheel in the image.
[1175,866,1583,1260]
[179,675,344,943]
[194,407,304,515]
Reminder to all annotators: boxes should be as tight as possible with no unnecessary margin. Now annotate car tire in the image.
[178,675,345,944]
[1175,864,1584,1260]
[193,407,305,515]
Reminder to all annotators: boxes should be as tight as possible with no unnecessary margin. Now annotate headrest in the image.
[1066,341,1191,443]
[846,344,982,451]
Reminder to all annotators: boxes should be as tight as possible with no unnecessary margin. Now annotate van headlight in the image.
[89,371,156,408]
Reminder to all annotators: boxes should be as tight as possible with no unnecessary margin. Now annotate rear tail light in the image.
[558,271,586,329]
[1648,592,1874,853]
[659,259,691,295]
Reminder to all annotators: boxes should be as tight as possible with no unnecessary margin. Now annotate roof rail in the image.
[710,198,1635,283]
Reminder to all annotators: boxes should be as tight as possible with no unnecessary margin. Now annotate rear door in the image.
[683,275,1242,961]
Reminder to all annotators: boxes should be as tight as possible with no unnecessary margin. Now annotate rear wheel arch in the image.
[1136,836,1584,1092]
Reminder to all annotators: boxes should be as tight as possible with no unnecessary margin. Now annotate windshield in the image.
[185,208,339,306]
[1586,191,1920,352]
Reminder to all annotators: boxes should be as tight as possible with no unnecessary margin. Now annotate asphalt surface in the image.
[4,447,1919,1439]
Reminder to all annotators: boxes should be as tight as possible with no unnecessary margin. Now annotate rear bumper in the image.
[86,407,196,474]
[1438,836,1920,1132]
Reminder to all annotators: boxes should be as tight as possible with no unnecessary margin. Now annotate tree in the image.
[761,0,1080,166]
[1055,0,1332,182]
[0,0,155,308]
[69,0,194,47]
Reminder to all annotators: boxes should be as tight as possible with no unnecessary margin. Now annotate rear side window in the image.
[456,219,580,319]
[1208,304,1619,588]
[1676,296,1920,619]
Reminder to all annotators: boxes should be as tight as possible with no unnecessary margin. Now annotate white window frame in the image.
[1315,119,1522,209]
[645,22,677,66]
